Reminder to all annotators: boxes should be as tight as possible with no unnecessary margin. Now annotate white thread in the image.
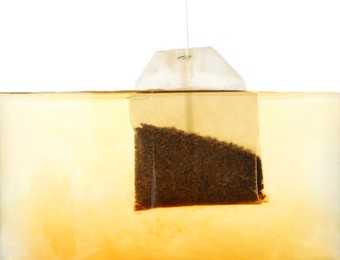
[185,0,190,58]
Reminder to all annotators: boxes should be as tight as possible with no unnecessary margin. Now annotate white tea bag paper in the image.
[135,47,246,90]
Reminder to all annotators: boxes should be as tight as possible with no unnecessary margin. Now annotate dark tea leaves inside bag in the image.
[134,124,265,211]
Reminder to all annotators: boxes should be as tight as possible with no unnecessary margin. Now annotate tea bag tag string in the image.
[178,0,190,60]
[185,0,190,58]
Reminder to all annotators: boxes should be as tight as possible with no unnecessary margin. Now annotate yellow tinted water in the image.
[0,92,339,259]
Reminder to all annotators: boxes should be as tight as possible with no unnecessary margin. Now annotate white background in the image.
[0,0,339,92]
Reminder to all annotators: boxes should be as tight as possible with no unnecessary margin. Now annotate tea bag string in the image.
[184,0,193,132]
[179,0,190,60]
[185,0,190,58]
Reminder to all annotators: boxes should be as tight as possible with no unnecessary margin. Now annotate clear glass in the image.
[0,91,339,259]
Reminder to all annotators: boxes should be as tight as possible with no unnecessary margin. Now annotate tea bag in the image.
[130,47,265,210]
